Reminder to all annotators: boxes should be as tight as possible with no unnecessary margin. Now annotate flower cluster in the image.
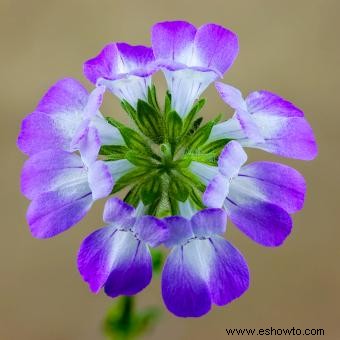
[18,20,317,318]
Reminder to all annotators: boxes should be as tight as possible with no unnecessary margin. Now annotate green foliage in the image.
[103,86,230,217]
[104,296,161,340]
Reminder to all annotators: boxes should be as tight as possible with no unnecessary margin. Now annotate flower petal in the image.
[218,141,247,178]
[36,78,88,115]
[103,197,135,226]
[207,236,249,306]
[21,150,85,199]
[133,216,168,247]
[224,181,293,246]
[104,232,152,297]
[88,160,114,201]
[27,183,93,238]
[161,244,212,317]
[78,226,117,293]
[246,115,318,160]
[215,82,246,111]
[191,209,227,237]
[246,90,304,117]
[192,24,239,75]
[162,216,194,248]
[161,236,249,317]
[203,174,230,208]
[77,126,101,166]
[237,162,306,213]
[152,21,196,66]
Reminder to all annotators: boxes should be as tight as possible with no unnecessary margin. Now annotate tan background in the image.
[1,0,339,339]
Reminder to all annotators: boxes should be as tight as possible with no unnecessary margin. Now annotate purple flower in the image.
[78,198,168,297]
[191,141,306,246]
[152,21,238,117]
[162,208,249,317]
[21,127,114,238]
[210,83,318,160]
[17,78,123,156]
[83,43,157,108]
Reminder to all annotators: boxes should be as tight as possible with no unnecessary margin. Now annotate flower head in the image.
[17,20,317,318]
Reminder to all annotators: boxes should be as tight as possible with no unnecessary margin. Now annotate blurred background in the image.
[1,0,339,339]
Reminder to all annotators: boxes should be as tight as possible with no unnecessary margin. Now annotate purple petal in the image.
[207,236,249,306]
[88,160,114,201]
[21,150,85,199]
[83,85,106,119]
[103,197,135,225]
[17,112,70,155]
[161,236,249,317]
[218,141,247,178]
[104,232,152,297]
[27,184,93,238]
[238,162,306,213]
[133,216,168,247]
[248,115,318,160]
[162,216,194,248]
[84,43,155,84]
[215,82,246,111]
[203,174,229,208]
[77,126,101,166]
[161,244,212,317]
[246,90,304,117]
[193,24,238,75]
[152,21,196,66]
[36,78,88,115]
[78,226,117,293]
[191,209,227,237]
[225,181,293,246]
[235,109,264,143]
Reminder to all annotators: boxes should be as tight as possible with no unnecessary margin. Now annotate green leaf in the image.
[125,151,157,168]
[178,168,206,192]
[100,144,129,157]
[112,167,150,193]
[166,110,183,147]
[140,175,162,205]
[199,138,232,154]
[147,85,160,111]
[182,98,206,136]
[185,121,215,152]
[189,188,205,210]
[164,91,172,114]
[124,184,143,208]
[136,100,164,144]
[169,174,189,202]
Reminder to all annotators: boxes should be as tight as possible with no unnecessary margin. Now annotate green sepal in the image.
[169,174,189,202]
[106,116,151,155]
[189,188,205,210]
[124,184,143,208]
[99,144,129,158]
[181,98,206,136]
[185,121,215,152]
[168,195,180,215]
[125,151,156,168]
[121,100,138,122]
[147,85,160,111]
[164,91,172,115]
[198,138,232,154]
[112,167,150,193]
[140,175,162,205]
[182,152,218,166]
[166,111,183,148]
[178,168,206,192]
[136,100,164,144]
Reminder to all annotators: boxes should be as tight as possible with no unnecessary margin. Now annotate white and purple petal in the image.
[88,160,114,200]
[27,183,93,238]
[161,236,249,317]
[103,197,135,226]
[203,173,230,208]
[191,209,227,237]
[224,181,293,246]
[103,231,152,298]
[237,162,306,213]
[21,150,86,200]
[133,216,168,247]
[162,216,194,248]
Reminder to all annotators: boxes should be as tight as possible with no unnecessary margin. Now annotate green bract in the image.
[100,86,231,216]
